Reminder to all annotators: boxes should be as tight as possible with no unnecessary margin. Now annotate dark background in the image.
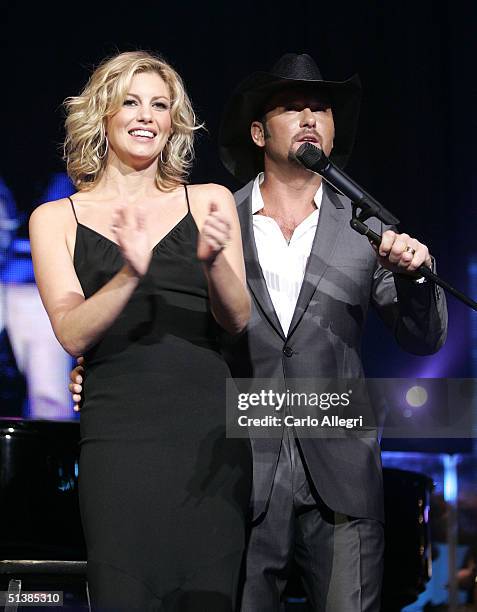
[1,0,475,380]
[1,8,475,604]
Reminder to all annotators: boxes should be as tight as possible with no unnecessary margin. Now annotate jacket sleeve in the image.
[371,258,448,355]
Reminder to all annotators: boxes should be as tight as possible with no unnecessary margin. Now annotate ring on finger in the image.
[405,245,416,256]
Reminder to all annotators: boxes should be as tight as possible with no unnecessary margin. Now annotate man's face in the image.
[251,87,335,167]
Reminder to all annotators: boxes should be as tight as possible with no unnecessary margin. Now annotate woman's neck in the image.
[94,157,160,202]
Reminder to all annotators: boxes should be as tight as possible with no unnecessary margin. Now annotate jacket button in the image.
[283,346,294,357]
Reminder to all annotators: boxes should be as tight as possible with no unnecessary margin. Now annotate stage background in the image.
[1,0,474,419]
[0,2,475,608]
[0,6,474,411]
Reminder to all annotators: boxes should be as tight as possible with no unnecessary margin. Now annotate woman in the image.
[30,51,252,611]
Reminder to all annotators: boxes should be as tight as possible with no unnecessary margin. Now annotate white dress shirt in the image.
[251,173,323,336]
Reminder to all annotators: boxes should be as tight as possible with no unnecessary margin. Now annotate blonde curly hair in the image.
[64,50,201,191]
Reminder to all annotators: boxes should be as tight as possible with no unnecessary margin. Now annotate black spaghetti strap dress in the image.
[69,187,251,611]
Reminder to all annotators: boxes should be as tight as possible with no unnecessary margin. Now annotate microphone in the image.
[295,144,477,311]
[295,142,399,226]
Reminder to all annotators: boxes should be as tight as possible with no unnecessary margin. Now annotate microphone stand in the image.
[349,199,477,311]
[295,142,477,310]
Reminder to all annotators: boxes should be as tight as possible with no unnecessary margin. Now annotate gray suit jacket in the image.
[223,181,447,522]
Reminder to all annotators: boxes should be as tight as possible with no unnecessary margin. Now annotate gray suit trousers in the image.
[240,429,384,612]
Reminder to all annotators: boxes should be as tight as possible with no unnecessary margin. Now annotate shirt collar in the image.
[251,172,323,215]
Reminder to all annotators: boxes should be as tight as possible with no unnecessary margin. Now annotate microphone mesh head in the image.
[295,142,329,171]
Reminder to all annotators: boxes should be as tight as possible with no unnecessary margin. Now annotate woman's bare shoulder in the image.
[186,183,235,206]
[29,197,76,225]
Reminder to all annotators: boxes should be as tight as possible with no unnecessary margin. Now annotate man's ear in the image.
[251,121,265,148]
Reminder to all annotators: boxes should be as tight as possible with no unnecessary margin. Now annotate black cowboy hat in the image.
[218,53,362,183]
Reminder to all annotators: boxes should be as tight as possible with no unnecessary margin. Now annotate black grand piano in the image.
[0,419,87,609]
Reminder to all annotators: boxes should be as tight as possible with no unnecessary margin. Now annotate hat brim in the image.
[219,72,362,183]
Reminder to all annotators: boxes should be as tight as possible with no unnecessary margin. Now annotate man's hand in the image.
[372,230,432,276]
[69,356,84,412]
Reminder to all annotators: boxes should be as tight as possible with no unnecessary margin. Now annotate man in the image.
[70,53,447,610]
[218,52,446,612]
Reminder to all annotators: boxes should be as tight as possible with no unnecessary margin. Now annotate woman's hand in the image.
[197,202,232,265]
[193,184,250,334]
[112,205,152,277]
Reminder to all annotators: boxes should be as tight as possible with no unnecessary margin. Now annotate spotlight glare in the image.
[406,385,428,408]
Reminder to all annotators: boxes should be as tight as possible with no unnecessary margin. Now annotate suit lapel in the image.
[287,186,345,339]
[237,195,286,340]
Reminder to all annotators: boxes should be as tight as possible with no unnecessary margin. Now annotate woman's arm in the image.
[195,184,251,335]
[29,200,150,357]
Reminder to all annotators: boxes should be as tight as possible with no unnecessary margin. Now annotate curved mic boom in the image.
[295,142,399,226]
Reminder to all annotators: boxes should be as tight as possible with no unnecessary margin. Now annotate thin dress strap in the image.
[183,184,191,212]
[67,196,79,225]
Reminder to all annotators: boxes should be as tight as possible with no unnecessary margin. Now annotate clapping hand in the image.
[197,202,232,265]
[111,205,152,277]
